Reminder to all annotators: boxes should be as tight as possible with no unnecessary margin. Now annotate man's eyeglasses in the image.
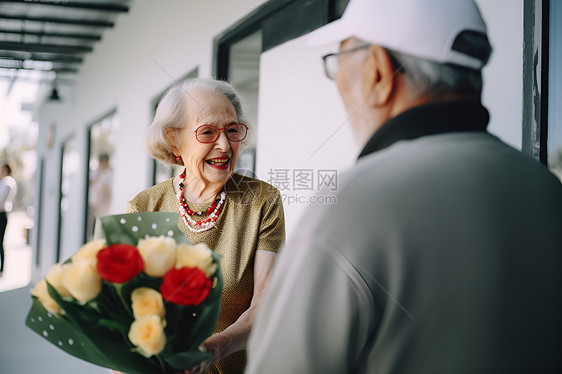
[322,45,405,80]
[322,44,370,80]
[193,123,249,143]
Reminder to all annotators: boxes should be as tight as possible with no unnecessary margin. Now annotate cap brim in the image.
[306,18,349,46]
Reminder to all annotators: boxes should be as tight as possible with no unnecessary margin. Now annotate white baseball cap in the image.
[307,0,490,69]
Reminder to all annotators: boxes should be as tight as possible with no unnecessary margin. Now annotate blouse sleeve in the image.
[256,188,285,253]
[125,200,139,213]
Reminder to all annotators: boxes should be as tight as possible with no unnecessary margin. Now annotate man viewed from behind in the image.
[247,0,562,372]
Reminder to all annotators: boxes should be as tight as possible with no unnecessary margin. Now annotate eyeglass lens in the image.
[324,55,338,80]
[196,124,247,143]
[322,44,371,80]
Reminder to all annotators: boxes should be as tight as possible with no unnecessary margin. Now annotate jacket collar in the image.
[357,100,489,159]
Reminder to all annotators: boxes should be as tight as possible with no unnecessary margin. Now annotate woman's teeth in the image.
[207,158,229,166]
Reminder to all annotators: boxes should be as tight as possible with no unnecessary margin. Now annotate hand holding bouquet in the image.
[26,212,222,374]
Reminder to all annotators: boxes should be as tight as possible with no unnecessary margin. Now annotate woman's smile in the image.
[206,157,231,169]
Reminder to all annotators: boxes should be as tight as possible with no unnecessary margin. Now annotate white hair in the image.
[145,78,251,166]
[383,31,492,98]
[388,50,485,98]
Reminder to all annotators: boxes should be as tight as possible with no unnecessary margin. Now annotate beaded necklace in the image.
[177,169,226,232]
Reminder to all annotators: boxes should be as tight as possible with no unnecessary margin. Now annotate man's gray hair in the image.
[145,77,251,166]
[388,50,485,98]
[386,31,492,98]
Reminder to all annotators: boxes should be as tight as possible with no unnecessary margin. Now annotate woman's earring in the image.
[176,155,181,161]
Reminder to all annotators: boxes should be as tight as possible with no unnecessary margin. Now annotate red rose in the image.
[96,244,144,284]
[160,267,212,306]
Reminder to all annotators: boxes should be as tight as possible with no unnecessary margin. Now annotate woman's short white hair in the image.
[145,77,251,166]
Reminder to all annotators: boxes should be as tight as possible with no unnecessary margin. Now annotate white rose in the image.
[137,236,177,277]
[45,263,71,298]
[176,243,217,277]
[30,279,64,316]
[128,315,166,357]
[72,239,107,265]
[131,287,165,320]
[62,262,102,303]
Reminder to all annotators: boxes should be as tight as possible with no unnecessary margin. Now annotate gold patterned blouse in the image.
[126,173,285,374]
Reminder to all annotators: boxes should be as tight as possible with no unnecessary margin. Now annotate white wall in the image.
[257,37,356,237]
[34,83,82,275]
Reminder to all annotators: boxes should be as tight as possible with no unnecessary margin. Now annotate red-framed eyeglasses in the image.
[192,123,249,143]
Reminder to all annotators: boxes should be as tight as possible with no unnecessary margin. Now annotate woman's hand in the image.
[182,341,218,374]
[185,250,277,374]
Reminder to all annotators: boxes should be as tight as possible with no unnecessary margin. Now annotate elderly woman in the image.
[126,78,285,374]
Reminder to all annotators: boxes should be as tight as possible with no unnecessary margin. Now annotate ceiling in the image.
[0,0,130,84]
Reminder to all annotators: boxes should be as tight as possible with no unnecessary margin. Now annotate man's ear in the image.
[164,127,180,155]
[362,45,396,107]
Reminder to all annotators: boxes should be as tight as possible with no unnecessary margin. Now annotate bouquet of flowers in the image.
[25,212,222,374]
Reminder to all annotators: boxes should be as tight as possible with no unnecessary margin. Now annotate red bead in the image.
[187,209,193,215]
[206,207,213,213]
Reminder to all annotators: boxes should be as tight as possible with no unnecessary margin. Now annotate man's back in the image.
[249,130,562,373]
[337,131,562,372]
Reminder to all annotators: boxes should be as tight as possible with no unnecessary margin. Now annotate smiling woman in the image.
[125,77,286,374]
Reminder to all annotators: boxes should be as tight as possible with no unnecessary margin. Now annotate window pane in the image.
[86,112,118,241]
[228,31,262,174]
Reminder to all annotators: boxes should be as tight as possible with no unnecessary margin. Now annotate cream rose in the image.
[176,243,217,277]
[62,262,102,303]
[71,239,107,265]
[137,236,177,277]
[128,315,166,357]
[45,263,71,298]
[131,287,165,320]
[30,279,64,316]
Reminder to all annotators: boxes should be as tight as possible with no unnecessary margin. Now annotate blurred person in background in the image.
[89,153,113,218]
[0,163,17,276]
[247,0,562,372]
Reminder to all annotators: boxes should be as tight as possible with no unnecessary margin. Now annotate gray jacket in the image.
[247,101,562,373]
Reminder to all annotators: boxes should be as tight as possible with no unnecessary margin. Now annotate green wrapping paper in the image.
[26,212,222,374]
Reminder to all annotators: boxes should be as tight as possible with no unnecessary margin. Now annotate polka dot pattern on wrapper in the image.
[25,298,91,360]
[93,212,191,246]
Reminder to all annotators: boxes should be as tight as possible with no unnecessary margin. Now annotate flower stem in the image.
[113,283,132,318]
[155,354,166,372]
